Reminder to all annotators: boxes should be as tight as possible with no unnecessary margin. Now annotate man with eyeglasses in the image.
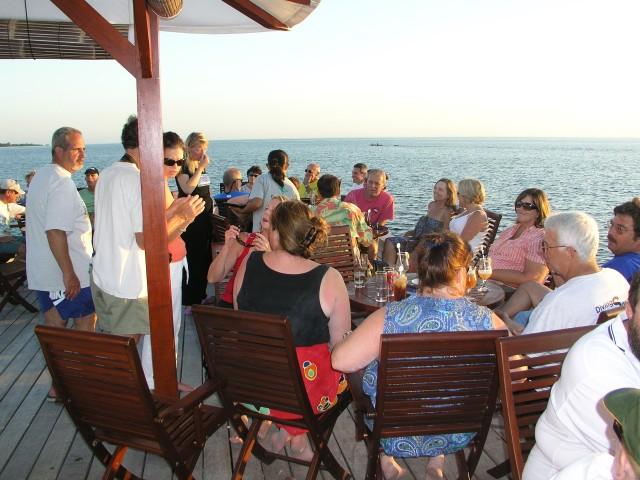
[297,162,320,198]
[602,198,640,283]
[0,179,26,257]
[495,211,628,335]
[523,274,640,480]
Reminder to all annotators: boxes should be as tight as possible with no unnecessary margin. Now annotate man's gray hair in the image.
[366,168,387,185]
[222,167,241,188]
[51,127,82,157]
[545,211,599,262]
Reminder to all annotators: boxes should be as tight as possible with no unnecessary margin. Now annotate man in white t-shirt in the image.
[496,211,629,335]
[349,162,367,192]
[0,179,26,256]
[26,127,96,398]
[523,274,640,479]
[92,116,204,342]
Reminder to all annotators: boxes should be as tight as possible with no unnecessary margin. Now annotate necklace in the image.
[120,153,136,164]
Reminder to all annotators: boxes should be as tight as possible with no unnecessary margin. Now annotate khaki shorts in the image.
[91,277,149,335]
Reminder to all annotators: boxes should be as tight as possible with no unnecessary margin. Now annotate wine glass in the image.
[477,257,492,293]
[400,252,410,273]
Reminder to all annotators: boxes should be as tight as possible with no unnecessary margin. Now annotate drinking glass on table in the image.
[354,254,367,289]
[477,257,492,293]
[375,270,388,303]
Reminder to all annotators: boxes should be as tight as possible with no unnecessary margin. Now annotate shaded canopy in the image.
[0,0,319,59]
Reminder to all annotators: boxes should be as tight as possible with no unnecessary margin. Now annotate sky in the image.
[2,0,640,143]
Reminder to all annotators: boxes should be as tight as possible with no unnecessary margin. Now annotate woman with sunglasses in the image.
[175,132,214,311]
[488,188,550,287]
[141,131,204,392]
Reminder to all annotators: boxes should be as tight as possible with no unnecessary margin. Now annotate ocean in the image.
[1,137,638,263]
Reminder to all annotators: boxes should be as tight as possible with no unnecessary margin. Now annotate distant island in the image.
[0,142,43,147]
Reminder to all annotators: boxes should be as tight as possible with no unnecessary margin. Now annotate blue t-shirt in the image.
[602,252,640,282]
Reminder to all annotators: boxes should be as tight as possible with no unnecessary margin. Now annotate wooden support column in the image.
[134,2,178,398]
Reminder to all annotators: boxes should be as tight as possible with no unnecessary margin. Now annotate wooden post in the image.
[134,3,178,398]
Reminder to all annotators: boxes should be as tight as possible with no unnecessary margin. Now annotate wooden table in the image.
[348,278,505,314]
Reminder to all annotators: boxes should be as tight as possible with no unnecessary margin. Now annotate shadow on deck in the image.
[0,286,509,479]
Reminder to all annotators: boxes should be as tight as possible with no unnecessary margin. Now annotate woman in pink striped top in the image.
[489,188,550,287]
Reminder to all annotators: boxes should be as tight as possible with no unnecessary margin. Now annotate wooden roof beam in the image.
[50,0,139,76]
[222,0,289,31]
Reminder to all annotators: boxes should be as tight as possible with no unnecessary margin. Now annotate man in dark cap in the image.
[78,167,99,227]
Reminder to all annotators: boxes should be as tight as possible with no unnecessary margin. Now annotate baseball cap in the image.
[84,167,99,175]
[0,179,25,195]
[603,388,640,465]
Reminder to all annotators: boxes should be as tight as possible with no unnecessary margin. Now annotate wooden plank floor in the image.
[0,286,510,479]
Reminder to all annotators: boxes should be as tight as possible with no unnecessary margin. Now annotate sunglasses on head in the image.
[164,158,184,166]
[515,201,537,211]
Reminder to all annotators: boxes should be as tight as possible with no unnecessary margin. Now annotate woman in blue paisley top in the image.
[332,231,506,479]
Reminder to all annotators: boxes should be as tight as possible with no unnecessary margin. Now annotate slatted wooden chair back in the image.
[472,209,502,264]
[193,305,352,480]
[211,212,230,242]
[597,303,625,324]
[0,260,37,313]
[357,330,506,479]
[496,325,596,480]
[310,224,355,283]
[35,325,225,480]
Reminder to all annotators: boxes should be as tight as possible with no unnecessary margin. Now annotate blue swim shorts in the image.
[35,286,95,320]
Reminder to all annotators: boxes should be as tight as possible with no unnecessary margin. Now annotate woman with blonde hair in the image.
[332,231,506,479]
[233,200,351,459]
[449,178,488,254]
[175,132,213,309]
[383,178,458,265]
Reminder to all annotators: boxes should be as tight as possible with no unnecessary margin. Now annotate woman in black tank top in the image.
[234,201,351,460]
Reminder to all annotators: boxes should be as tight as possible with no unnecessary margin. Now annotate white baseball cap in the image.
[0,179,25,195]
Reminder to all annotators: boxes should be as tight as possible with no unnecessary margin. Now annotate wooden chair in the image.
[311,225,355,283]
[494,325,596,480]
[35,325,226,480]
[192,305,352,480]
[211,212,230,243]
[597,303,625,324]
[0,259,37,313]
[350,330,507,480]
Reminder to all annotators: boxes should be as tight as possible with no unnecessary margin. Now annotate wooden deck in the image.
[0,286,510,480]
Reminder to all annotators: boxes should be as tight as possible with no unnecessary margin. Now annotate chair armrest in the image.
[157,379,222,419]
[346,370,375,440]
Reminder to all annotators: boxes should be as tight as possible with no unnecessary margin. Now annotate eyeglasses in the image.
[613,419,623,442]
[163,158,184,166]
[541,241,569,253]
[515,201,538,211]
[609,219,632,235]
[248,173,260,178]
[305,169,318,174]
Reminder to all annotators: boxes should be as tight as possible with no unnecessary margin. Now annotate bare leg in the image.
[380,454,404,480]
[290,433,314,461]
[497,281,551,318]
[43,307,66,328]
[74,313,97,331]
[382,239,397,266]
[425,455,444,479]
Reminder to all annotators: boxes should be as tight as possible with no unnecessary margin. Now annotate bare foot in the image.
[258,420,272,440]
[494,309,523,335]
[380,454,404,480]
[425,455,444,480]
[270,428,290,454]
[178,382,195,393]
[290,434,314,461]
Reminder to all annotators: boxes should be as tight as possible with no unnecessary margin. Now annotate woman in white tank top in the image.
[449,179,488,253]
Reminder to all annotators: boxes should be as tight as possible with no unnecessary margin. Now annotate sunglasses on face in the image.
[515,201,538,211]
[305,169,318,174]
[164,158,184,166]
[248,173,260,178]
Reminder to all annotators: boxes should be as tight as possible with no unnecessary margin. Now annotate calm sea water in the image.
[1,137,638,263]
